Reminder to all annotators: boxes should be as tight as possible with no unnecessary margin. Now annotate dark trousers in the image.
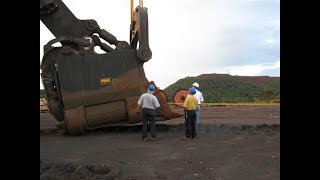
[142,108,156,139]
[185,110,196,138]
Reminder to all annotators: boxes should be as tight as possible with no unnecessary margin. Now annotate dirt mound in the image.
[40,160,120,180]
[200,124,280,135]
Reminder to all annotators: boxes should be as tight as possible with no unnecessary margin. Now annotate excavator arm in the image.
[40,0,182,135]
[40,0,129,53]
[40,0,150,57]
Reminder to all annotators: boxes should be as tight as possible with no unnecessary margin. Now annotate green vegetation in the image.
[164,74,280,103]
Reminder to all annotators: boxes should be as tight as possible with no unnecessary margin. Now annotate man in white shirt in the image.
[192,82,204,132]
[137,84,161,141]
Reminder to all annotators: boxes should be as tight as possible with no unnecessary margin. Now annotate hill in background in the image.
[164,74,280,103]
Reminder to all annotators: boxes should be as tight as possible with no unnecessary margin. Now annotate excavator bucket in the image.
[41,48,182,135]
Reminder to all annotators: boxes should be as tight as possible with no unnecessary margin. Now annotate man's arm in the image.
[137,103,142,114]
[200,92,204,107]
[153,96,160,109]
[137,95,143,114]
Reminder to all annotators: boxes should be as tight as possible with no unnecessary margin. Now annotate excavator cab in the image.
[40,0,182,135]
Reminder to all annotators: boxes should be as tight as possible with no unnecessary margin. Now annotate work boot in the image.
[181,137,191,140]
[151,137,157,141]
[142,138,148,142]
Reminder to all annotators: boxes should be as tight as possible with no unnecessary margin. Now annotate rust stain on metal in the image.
[173,89,189,108]
[149,82,183,120]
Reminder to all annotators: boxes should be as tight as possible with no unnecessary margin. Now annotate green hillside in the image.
[164,74,280,103]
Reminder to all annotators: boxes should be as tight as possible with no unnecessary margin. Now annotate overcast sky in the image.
[40,0,280,89]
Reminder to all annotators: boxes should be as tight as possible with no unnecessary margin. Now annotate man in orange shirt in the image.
[182,87,198,139]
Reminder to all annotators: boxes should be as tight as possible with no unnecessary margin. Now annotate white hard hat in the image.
[192,82,199,88]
